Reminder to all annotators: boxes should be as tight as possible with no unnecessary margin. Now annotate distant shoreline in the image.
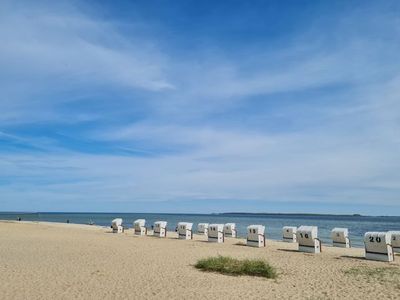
[1,211,400,217]
[218,212,365,217]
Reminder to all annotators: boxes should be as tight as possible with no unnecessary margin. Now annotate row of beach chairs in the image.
[111,218,399,262]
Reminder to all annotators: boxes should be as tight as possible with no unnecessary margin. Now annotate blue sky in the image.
[1,0,400,215]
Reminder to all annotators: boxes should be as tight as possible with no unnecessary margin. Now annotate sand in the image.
[0,221,399,300]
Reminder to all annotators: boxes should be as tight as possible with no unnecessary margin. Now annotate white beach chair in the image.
[331,228,350,248]
[282,226,297,243]
[177,222,193,240]
[223,223,237,238]
[133,219,147,236]
[154,221,167,238]
[208,224,224,243]
[364,232,394,262]
[296,226,321,253]
[247,225,265,247]
[111,218,123,233]
[388,231,400,253]
[197,223,209,235]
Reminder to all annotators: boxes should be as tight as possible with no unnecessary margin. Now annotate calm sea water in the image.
[1,212,399,248]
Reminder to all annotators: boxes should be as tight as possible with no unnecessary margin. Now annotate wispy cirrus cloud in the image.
[0,3,172,90]
[0,0,173,125]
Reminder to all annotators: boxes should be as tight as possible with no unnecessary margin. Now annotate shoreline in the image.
[1,219,366,249]
[1,212,396,248]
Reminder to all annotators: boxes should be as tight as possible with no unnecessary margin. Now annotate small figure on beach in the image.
[66,219,70,223]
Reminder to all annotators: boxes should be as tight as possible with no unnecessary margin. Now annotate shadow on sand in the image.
[234,242,247,247]
[277,248,299,253]
[197,240,214,243]
[338,255,365,261]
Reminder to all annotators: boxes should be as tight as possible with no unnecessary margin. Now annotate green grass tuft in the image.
[194,256,278,278]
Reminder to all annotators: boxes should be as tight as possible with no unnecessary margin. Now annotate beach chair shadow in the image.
[197,240,213,243]
[278,248,299,253]
[339,255,365,261]
[148,234,161,238]
[234,242,247,247]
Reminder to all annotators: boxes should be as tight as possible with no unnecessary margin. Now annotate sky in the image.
[0,0,400,215]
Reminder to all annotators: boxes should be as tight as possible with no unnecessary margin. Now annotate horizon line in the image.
[1,211,400,218]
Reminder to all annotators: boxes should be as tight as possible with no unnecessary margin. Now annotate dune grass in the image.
[344,266,400,288]
[195,256,278,279]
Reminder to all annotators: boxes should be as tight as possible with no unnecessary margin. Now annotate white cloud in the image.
[0,1,399,213]
[0,1,173,125]
[2,120,399,209]
[0,3,172,90]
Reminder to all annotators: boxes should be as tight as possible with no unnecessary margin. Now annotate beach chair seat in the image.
[133,219,147,236]
[223,223,237,238]
[331,228,350,248]
[247,225,265,247]
[154,221,167,238]
[208,224,224,243]
[296,226,321,253]
[111,218,123,233]
[282,226,297,243]
[364,232,394,262]
[197,223,209,235]
[388,231,400,253]
[177,222,193,240]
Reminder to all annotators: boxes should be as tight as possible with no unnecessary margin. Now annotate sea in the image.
[1,212,399,248]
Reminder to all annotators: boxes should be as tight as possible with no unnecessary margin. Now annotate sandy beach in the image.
[0,221,399,300]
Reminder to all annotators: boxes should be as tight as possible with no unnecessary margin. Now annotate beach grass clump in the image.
[195,256,277,279]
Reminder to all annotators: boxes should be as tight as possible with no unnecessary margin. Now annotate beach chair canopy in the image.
[111,218,123,227]
[247,225,265,235]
